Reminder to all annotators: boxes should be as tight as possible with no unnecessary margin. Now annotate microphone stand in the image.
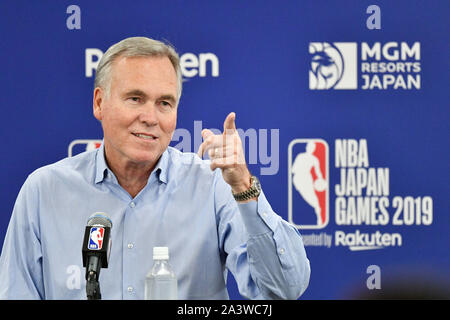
[86,272,101,300]
[86,255,102,300]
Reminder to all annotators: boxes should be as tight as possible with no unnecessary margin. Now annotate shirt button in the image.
[262,212,268,217]
[127,243,134,249]
[130,202,136,208]
[127,286,133,293]
[279,248,285,255]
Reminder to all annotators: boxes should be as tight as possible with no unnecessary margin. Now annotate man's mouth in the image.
[132,133,158,140]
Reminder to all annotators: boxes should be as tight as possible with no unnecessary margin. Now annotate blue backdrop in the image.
[0,0,448,299]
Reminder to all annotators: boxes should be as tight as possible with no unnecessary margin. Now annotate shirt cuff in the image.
[237,190,280,236]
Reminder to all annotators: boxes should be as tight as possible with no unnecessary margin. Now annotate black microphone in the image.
[82,213,113,300]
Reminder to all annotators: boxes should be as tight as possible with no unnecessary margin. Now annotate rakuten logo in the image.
[85,49,219,79]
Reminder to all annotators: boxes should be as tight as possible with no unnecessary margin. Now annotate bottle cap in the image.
[153,246,169,260]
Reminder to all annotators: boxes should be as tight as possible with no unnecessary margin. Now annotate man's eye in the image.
[129,97,141,103]
[160,101,171,107]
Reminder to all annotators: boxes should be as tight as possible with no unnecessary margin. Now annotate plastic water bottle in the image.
[145,247,178,300]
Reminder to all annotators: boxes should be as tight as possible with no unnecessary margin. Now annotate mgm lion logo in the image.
[309,42,357,90]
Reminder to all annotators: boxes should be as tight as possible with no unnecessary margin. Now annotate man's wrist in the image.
[231,173,252,194]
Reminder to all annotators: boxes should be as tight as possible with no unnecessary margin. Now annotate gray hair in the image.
[94,36,182,102]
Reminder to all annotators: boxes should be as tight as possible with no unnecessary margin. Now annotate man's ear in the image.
[93,87,105,121]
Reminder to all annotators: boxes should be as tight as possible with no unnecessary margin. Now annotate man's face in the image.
[93,55,178,170]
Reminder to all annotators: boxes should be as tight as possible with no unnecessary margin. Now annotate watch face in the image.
[252,176,262,191]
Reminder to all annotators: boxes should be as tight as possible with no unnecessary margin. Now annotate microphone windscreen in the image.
[87,213,112,228]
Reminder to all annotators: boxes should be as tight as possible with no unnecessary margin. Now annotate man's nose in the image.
[138,103,158,126]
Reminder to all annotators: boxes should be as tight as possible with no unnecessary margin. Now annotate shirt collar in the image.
[154,148,169,184]
[94,142,170,185]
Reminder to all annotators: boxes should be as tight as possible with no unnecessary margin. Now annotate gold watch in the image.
[232,176,261,201]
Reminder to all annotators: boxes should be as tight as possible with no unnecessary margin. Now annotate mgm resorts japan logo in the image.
[309,42,421,90]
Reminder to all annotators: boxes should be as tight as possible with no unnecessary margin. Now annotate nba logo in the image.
[288,139,329,229]
[88,227,104,250]
[68,139,102,157]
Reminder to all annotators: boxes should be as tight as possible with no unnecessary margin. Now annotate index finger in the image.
[196,129,215,158]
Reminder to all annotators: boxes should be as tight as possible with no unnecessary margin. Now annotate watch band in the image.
[232,176,261,201]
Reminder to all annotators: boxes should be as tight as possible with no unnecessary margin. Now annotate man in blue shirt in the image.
[0,37,310,299]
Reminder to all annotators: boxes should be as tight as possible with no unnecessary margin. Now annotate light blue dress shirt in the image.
[0,144,310,300]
